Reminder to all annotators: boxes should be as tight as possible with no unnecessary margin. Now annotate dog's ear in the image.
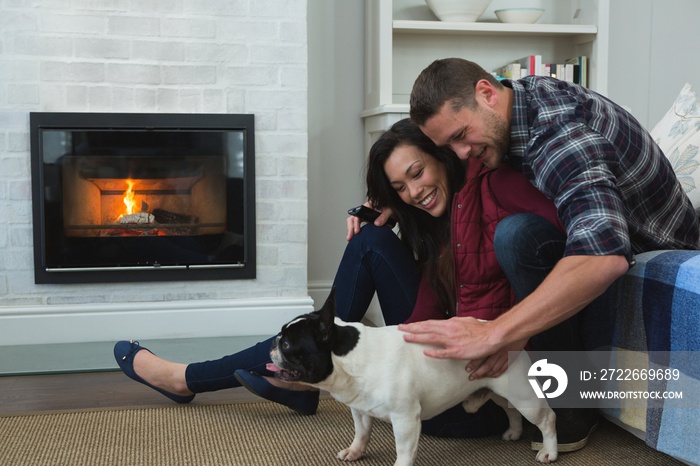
[318,287,336,342]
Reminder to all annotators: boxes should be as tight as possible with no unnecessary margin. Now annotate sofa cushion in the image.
[650,83,700,210]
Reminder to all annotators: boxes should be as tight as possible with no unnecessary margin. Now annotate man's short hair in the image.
[409,58,502,125]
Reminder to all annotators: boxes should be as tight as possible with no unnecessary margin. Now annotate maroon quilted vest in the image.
[406,158,562,323]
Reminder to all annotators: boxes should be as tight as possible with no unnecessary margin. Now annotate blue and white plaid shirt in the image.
[505,77,699,262]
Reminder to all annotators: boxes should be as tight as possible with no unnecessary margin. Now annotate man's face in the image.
[420,101,510,169]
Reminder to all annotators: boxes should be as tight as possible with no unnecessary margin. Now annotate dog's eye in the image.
[282,340,290,350]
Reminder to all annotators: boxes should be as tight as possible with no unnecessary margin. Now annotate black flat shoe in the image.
[114,340,195,404]
[234,369,319,416]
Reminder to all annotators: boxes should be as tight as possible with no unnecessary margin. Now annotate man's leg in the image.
[494,213,581,351]
[494,213,599,452]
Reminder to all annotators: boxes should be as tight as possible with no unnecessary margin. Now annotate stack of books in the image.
[497,55,587,87]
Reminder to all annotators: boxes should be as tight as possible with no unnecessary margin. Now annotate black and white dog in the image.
[268,289,557,465]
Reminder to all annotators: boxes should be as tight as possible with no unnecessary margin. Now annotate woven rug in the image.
[0,399,682,466]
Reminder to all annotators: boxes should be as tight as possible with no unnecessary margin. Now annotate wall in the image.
[5,0,694,346]
[306,0,366,307]
[607,0,700,129]
[0,0,313,345]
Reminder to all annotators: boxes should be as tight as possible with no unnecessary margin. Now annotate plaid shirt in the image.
[505,77,699,262]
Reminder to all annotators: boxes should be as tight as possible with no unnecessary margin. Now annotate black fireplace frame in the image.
[30,112,256,284]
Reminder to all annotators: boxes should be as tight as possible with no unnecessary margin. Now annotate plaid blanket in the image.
[581,250,700,465]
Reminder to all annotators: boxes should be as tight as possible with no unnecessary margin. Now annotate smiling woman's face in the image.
[383,144,451,217]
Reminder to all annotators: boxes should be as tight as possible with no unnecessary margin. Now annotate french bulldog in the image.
[268,289,558,465]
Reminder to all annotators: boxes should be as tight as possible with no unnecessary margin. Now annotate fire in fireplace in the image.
[30,113,256,284]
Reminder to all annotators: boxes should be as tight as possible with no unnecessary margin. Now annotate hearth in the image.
[30,113,256,284]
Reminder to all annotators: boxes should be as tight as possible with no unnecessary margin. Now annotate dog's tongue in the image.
[266,363,282,373]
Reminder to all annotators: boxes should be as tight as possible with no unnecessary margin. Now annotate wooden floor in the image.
[0,371,264,416]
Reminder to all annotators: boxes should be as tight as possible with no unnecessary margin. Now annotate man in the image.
[395,58,699,452]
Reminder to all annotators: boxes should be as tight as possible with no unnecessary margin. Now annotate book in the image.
[517,55,542,76]
[565,63,575,83]
[499,62,521,80]
[555,63,566,80]
[542,63,551,77]
[566,56,588,87]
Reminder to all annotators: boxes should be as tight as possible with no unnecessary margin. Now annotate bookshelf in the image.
[362,0,610,151]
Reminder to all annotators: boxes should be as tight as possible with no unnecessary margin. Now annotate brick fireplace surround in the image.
[0,1,313,346]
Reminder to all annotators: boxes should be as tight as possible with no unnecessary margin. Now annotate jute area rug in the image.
[0,399,682,466]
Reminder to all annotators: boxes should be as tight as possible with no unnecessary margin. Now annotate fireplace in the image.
[30,112,256,284]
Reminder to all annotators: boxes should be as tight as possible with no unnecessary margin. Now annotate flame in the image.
[123,179,136,214]
[116,179,137,221]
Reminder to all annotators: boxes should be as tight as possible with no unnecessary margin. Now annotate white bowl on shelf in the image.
[494,8,544,24]
[425,0,493,22]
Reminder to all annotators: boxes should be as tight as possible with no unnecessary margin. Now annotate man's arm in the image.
[398,254,629,378]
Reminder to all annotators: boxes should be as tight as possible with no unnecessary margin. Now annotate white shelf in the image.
[393,20,597,38]
[361,0,610,153]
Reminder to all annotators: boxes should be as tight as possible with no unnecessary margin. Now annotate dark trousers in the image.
[185,224,420,393]
[184,224,507,438]
[494,213,584,352]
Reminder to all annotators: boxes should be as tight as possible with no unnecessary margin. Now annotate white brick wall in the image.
[0,0,311,343]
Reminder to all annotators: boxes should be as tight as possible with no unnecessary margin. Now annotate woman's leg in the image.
[119,337,279,397]
[185,337,277,393]
[124,224,421,396]
[189,224,421,391]
[333,224,421,325]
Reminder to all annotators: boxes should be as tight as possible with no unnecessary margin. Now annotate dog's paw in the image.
[501,427,522,441]
[337,447,365,462]
[535,448,557,463]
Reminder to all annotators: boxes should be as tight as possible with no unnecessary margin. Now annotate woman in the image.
[115,119,561,437]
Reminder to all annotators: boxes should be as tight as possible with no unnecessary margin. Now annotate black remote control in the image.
[348,205,396,228]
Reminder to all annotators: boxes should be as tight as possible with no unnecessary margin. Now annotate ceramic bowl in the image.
[425,0,493,22]
[494,7,544,24]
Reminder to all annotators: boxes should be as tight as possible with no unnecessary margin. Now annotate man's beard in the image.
[480,108,510,167]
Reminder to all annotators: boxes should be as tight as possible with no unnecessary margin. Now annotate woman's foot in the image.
[114,340,195,404]
[234,369,319,415]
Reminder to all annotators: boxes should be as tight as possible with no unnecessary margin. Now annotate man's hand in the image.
[345,203,394,241]
[399,317,494,360]
[398,317,526,379]
[465,340,528,380]
[398,255,629,379]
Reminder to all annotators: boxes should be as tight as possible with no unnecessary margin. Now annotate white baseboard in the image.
[0,296,314,346]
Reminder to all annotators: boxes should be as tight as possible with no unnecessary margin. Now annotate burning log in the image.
[118,212,155,224]
[152,209,197,224]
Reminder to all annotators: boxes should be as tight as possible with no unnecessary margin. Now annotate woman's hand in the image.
[346,211,364,241]
[345,203,394,241]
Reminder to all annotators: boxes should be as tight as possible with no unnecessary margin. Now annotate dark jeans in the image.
[184,223,509,438]
[185,224,420,393]
[493,213,583,351]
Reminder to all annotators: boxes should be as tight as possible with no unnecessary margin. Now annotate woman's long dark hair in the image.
[366,119,466,314]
